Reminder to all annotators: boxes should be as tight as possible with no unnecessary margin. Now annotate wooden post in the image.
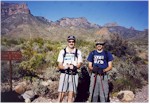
[9,60,12,91]
[1,51,22,91]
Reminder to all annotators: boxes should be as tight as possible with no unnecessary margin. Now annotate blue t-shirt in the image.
[87,50,113,69]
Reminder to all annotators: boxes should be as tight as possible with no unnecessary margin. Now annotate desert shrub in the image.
[19,38,61,71]
[136,64,148,82]
[1,33,148,97]
[76,39,95,65]
[110,56,147,92]
[113,78,133,91]
[132,56,144,64]
[112,76,143,92]
[42,67,59,81]
[1,61,21,83]
[30,38,44,48]
[2,37,61,83]
[1,37,24,47]
[105,34,136,57]
[1,62,9,82]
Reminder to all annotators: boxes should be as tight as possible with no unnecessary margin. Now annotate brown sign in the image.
[1,51,22,91]
[1,51,22,60]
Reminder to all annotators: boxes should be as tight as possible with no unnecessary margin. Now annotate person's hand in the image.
[98,69,104,75]
[69,64,74,70]
[92,66,99,73]
[70,65,77,70]
[69,64,77,72]
[72,65,77,72]
[64,64,69,70]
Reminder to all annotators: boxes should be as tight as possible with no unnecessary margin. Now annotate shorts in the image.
[58,73,78,93]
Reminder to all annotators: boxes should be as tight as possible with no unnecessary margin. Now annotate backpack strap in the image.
[74,48,78,60]
[63,48,67,63]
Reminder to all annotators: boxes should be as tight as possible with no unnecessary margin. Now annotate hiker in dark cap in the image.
[57,35,83,102]
[87,39,114,102]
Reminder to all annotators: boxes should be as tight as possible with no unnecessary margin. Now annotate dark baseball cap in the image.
[67,35,76,41]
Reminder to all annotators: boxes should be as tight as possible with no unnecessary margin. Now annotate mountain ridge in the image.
[1,2,148,42]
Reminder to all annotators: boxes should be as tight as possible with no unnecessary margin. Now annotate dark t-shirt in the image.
[87,50,113,69]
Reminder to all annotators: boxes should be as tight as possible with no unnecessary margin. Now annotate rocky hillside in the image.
[1,13,51,38]
[1,2,30,20]
[1,2,148,43]
[52,17,100,28]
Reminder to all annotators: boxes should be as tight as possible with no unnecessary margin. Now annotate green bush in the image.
[112,75,143,93]
[1,36,148,94]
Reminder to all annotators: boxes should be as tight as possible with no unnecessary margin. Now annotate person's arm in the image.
[75,50,83,69]
[87,51,94,71]
[58,62,65,70]
[76,62,82,69]
[88,62,93,71]
[58,62,69,70]
[103,61,112,72]
[57,50,69,70]
[103,52,113,72]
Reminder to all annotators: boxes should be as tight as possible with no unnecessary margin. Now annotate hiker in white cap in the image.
[57,35,83,102]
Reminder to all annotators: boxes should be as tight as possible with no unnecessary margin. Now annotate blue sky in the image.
[3,1,148,31]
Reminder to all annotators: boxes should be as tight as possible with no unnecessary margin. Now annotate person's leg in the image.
[89,73,99,102]
[57,73,68,102]
[67,74,78,102]
[57,92,65,102]
[99,75,109,102]
[67,75,73,102]
[73,74,78,93]
[67,91,74,102]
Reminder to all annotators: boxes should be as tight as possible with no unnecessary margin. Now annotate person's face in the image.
[96,43,104,51]
[68,39,75,49]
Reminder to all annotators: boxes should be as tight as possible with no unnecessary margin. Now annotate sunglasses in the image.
[68,40,75,43]
[96,43,105,46]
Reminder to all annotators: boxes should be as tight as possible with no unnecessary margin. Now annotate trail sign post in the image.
[1,51,22,91]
